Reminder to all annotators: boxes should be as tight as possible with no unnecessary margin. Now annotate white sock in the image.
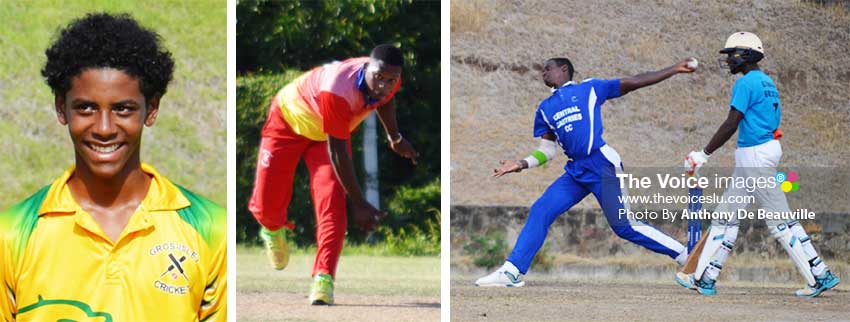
[675,251,687,266]
[501,261,520,275]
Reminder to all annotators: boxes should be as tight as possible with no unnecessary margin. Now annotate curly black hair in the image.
[42,13,174,101]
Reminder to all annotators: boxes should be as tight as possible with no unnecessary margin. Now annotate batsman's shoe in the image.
[675,272,697,290]
[475,263,525,287]
[309,274,335,305]
[695,278,717,295]
[259,227,289,270]
[795,271,840,298]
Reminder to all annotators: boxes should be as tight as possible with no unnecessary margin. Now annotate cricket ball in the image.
[687,58,699,70]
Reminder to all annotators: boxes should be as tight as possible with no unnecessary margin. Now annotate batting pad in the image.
[770,221,816,286]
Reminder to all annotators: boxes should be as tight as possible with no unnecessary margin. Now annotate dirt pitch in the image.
[236,249,440,322]
[237,292,439,322]
[451,275,850,322]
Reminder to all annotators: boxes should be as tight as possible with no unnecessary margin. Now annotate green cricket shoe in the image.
[309,274,335,305]
[259,227,289,270]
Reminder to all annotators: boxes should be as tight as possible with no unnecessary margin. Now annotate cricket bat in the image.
[682,232,707,274]
[682,167,705,274]
[687,184,702,253]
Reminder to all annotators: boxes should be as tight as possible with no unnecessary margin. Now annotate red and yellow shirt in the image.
[274,56,401,141]
[0,163,226,322]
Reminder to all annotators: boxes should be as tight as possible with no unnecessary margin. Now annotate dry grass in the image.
[451,0,850,207]
[450,0,494,34]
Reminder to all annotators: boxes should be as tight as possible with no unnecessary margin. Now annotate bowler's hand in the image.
[493,160,523,178]
[352,201,387,232]
[674,57,698,73]
[391,137,419,165]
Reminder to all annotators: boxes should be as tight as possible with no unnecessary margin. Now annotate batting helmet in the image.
[720,32,764,72]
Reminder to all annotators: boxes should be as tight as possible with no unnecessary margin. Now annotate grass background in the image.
[237,247,440,322]
[450,0,850,207]
[0,0,226,208]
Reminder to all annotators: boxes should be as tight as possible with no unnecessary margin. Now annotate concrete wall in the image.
[451,205,850,281]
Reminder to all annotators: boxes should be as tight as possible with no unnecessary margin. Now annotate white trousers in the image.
[714,139,791,225]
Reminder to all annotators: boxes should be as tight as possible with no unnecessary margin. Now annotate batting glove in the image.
[685,150,710,175]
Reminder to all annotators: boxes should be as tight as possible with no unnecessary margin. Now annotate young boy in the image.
[0,13,226,321]
[476,56,695,287]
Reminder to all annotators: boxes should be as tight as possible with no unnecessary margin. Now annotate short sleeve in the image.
[596,78,622,100]
[198,234,226,322]
[729,79,751,114]
[533,108,552,137]
[318,91,353,140]
[0,221,16,320]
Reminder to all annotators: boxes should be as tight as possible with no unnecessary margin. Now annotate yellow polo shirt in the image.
[0,163,226,322]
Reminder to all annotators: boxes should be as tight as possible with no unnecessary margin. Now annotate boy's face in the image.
[364,58,402,101]
[542,60,568,88]
[55,68,159,180]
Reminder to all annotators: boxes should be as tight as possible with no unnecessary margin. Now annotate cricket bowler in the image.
[676,32,840,297]
[476,56,696,287]
[248,44,419,305]
[0,13,226,321]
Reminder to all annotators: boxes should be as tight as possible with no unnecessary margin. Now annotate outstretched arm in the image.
[376,99,419,164]
[620,58,696,96]
[493,132,557,177]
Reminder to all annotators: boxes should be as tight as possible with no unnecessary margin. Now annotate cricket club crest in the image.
[149,242,200,296]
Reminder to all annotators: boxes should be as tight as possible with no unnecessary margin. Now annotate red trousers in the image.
[249,100,349,278]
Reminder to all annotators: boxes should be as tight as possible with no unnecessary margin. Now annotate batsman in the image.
[676,32,840,297]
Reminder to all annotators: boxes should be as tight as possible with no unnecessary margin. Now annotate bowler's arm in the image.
[376,99,400,139]
[376,99,419,163]
[327,137,367,205]
[493,132,557,177]
[619,58,695,95]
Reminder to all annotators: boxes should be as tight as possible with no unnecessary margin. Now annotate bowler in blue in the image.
[475,56,697,287]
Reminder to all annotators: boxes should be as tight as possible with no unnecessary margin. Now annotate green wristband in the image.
[531,150,548,165]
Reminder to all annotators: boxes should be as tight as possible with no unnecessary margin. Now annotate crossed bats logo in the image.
[160,253,189,282]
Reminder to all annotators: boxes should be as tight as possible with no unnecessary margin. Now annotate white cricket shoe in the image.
[475,262,525,287]
[675,271,697,290]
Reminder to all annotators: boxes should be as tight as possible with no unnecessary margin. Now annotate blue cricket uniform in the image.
[507,79,686,274]
[730,70,781,147]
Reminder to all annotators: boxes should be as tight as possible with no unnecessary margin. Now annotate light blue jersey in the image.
[730,70,781,147]
[533,78,620,159]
